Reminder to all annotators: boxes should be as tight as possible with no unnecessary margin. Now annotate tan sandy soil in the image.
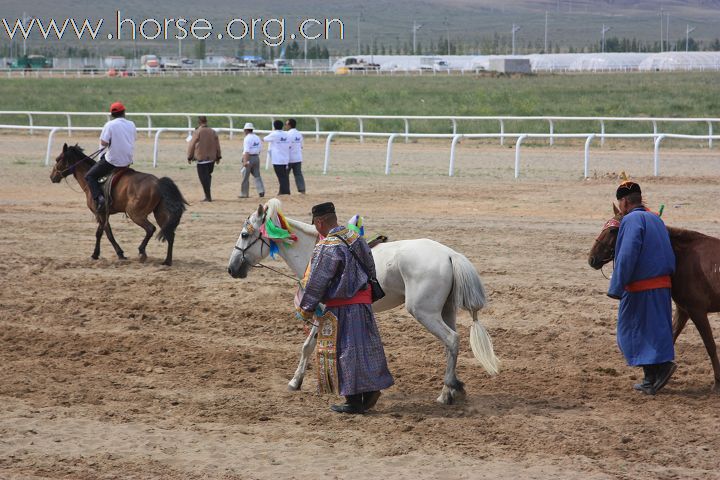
[1,133,720,479]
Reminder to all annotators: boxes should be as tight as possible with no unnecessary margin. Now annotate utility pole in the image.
[686,24,695,52]
[544,11,548,53]
[22,12,31,56]
[660,8,664,52]
[357,9,361,56]
[412,21,423,55]
[601,24,611,53]
[511,24,520,55]
[666,12,670,51]
[444,16,450,55]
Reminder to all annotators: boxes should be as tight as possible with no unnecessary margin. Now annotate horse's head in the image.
[50,143,85,183]
[227,203,271,278]
[588,203,623,270]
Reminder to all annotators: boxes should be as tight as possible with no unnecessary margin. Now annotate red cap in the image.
[110,102,125,113]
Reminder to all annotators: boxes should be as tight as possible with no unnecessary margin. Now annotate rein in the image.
[58,147,106,176]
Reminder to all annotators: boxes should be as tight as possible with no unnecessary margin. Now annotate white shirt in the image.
[99,117,136,167]
[263,130,290,166]
[287,128,303,163]
[243,133,262,155]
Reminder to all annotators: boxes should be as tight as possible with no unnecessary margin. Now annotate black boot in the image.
[653,361,677,393]
[633,365,657,395]
[94,194,106,213]
[331,394,363,414]
[362,391,381,411]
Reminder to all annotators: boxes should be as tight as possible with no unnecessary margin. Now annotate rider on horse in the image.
[85,102,137,212]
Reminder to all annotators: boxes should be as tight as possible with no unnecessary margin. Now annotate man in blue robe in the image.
[608,181,677,395]
[297,202,394,414]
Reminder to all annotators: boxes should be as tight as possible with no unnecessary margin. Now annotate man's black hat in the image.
[311,202,335,220]
[616,181,641,200]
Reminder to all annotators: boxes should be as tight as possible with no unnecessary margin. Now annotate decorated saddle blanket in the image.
[100,167,133,209]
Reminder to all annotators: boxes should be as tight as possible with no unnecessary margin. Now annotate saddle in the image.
[99,167,132,210]
[367,234,388,249]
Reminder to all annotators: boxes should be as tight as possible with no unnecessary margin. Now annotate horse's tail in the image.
[155,177,188,242]
[449,253,500,376]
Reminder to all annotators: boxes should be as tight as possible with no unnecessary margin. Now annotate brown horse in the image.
[588,204,720,392]
[50,143,187,266]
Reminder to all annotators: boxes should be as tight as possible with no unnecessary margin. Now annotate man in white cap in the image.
[239,122,265,198]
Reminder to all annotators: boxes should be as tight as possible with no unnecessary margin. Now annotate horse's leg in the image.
[437,298,465,404]
[103,222,126,260]
[91,222,103,259]
[687,309,720,393]
[288,324,318,391]
[406,295,461,405]
[129,213,156,263]
[672,305,690,342]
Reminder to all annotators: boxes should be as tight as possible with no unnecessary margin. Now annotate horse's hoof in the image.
[139,254,147,263]
[712,382,720,394]
[161,261,172,267]
[288,379,302,391]
[91,254,99,260]
[436,391,453,405]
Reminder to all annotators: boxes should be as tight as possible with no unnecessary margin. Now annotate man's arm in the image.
[186,130,199,162]
[608,219,644,299]
[297,246,340,319]
[215,132,222,162]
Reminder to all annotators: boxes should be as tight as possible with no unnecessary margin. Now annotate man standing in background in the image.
[286,118,306,194]
[264,120,291,195]
[187,116,221,202]
[239,122,265,199]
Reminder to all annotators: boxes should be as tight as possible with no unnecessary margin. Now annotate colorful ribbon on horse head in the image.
[259,210,298,258]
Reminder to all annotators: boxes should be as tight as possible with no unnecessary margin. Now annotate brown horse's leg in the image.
[672,306,690,342]
[104,222,126,260]
[153,208,174,266]
[687,310,720,393]
[129,214,156,262]
[91,222,103,259]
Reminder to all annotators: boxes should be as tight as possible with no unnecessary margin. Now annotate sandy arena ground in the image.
[1,133,720,479]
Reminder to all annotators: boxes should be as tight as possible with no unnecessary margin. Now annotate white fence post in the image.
[323,132,336,174]
[146,115,152,138]
[600,120,605,147]
[227,116,234,139]
[27,113,34,135]
[66,114,72,137]
[451,118,457,136]
[708,121,713,149]
[654,134,666,176]
[153,128,166,168]
[584,134,596,178]
[514,134,527,179]
[404,118,409,144]
[449,134,462,177]
[314,117,320,142]
[358,118,364,144]
[45,127,61,166]
[385,134,398,175]
[548,119,554,146]
[499,119,505,146]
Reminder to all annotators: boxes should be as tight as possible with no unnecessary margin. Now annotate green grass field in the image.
[0,73,718,135]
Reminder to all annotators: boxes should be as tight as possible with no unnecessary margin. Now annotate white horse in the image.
[227,199,499,404]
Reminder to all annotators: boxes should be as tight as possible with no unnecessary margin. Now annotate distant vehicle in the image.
[9,54,52,69]
[335,57,380,74]
[163,57,194,70]
[240,55,266,68]
[104,56,127,70]
[82,64,99,75]
[271,58,293,74]
[419,56,450,72]
[140,54,160,74]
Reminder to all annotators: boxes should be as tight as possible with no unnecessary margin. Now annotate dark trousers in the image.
[196,162,215,200]
[289,162,305,193]
[85,156,115,201]
[273,164,291,195]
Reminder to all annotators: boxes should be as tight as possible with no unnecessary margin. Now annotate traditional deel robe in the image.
[299,226,394,396]
[608,207,676,366]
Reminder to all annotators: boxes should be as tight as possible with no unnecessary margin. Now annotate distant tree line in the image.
[1,35,719,59]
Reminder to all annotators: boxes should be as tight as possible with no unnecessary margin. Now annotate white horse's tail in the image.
[449,254,500,376]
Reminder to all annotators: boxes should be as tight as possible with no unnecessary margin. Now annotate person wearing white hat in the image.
[239,122,265,198]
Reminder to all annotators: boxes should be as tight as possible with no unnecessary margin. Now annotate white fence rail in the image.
[1,124,717,180]
[0,111,716,148]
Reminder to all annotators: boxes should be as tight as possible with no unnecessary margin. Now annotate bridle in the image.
[57,147,106,177]
[233,217,300,284]
[594,217,621,279]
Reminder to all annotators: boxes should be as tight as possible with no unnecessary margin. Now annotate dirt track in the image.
[1,134,720,479]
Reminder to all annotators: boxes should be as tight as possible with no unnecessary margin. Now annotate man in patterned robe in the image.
[608,181,676,395]
[297,202,394,414]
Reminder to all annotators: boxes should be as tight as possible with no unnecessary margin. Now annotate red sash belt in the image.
[625,275,671,292]
[324,286,372,307]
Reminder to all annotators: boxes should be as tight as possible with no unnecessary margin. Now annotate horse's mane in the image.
[264,198,316,235]
[67,144,96,165]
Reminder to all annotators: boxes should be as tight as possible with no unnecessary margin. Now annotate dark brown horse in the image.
[588,204,720,392]
[50,144,187,266]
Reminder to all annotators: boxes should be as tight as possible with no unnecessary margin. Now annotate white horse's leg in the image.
[288,324,318,391]
[406,295,461,405]
[438,299,465,404]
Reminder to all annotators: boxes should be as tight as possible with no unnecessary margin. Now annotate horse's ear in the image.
[613,203,620,215]
[63,143,68,152]
[256,204,264,217]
